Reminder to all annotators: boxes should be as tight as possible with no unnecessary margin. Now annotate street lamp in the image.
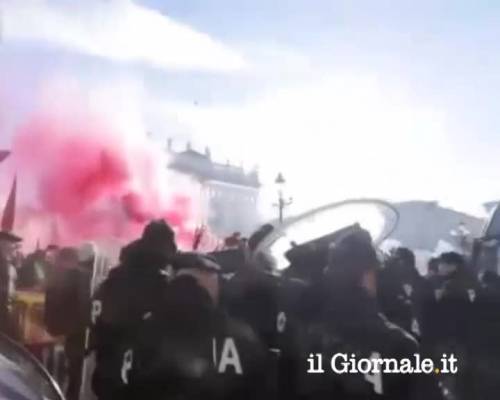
[274,172,293,223]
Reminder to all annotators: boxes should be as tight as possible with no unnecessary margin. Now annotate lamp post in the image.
[274,172,293,223]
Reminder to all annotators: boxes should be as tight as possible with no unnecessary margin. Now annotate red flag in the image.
[193,225,206,250]
[0,150,10,164]
[1,176,17,232]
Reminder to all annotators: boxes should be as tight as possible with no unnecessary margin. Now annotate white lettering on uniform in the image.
[212,338,217,367]
[468,289,476,302]
[121,349,133,385]
[277,311,287,333]
[91,300,102,324]
[411,318,421,336]
[217,338,243,375]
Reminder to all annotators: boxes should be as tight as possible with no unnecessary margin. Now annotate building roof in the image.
[389,201,485,252]
[168,149,260,188]
[484,201,499,213]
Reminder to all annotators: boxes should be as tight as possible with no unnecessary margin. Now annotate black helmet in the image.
[439,251,465,269]
[142,219,177,253]
[326,228,379,284]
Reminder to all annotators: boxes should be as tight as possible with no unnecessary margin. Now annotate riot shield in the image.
[472,203,500,273]
[78,244,112,400]
[254,199,399,271]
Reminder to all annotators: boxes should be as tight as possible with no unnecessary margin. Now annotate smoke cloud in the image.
[5,81,200,251]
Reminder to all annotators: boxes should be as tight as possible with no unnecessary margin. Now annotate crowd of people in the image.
[1,219,500,400]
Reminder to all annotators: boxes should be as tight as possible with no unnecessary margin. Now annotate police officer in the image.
[466,270,500,399]
[429,252,478,400]
[432,252,477,350]
[276,226,363,400]
[301,230,442,400]
[378,248,436,344]
[222,229,283,398]
[130,252,268,400]
[89,220,177,400]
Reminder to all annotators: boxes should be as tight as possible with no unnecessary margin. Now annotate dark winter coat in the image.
[300,285,443,400]
[130,275,268,400]
[90,239,170,400]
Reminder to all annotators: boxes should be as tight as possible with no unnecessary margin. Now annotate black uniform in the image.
[222,260,320,400]
[430,255,478,400]
[225,224,392,400]
[378,249,436,344]
[298,231,443,400]
[463,271,500,399]
[90,238,171,400]
[303,287,419,400]
[130,273,268,400]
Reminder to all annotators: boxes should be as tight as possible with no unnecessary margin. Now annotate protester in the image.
[89,219,177,400]
[45,248,79,334]
[44,246,92,400]
[45,245,59,263]
[17,249,50,290]
[68,243,95,400]
[0,231,22,338]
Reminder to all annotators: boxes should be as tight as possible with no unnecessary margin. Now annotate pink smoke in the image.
[9,108,198,250]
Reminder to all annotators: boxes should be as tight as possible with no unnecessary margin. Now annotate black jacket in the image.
[300,286,443,400]
[431,270,478,348]
[378,264,435,344]
[90,239,170,400]
[223,263,334,400]
[464,276,500,400]
[222,266,280,350]
[45,267,90,338]
[130,275,268,400]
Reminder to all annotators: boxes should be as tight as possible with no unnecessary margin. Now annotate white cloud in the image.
[3,0,246,72]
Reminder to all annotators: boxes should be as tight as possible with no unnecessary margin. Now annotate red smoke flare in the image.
[10,110,197,249]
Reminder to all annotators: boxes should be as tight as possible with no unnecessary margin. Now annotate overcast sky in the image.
[2,0,500,216]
